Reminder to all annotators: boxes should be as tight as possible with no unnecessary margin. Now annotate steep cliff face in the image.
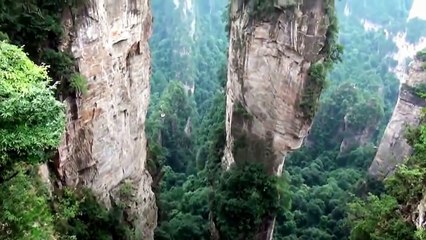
[369,60,426,179]
[56,0,156,238]
[224,0,334,175]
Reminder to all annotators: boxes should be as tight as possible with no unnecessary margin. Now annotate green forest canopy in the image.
[1,0,426,239]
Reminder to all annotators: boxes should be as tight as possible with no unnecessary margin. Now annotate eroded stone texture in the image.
[57,0,156,238]
[224,0,331,175]
[369,61,426,180]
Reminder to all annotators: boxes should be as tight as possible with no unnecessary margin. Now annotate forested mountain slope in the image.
[349,51,426,240]
[148,0,340,239]
[146,0,229,238]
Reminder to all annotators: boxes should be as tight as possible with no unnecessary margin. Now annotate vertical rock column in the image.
[57,0,156,238]
[222,0,335,239]
[224,0,333,174]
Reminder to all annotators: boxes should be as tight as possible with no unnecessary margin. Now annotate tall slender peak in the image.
[369,54,426,180]
[219,0,338,238]
[224,0,338,175]
[56,0,156,238]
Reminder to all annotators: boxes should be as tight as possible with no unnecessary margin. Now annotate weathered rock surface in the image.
[224,0,332,174]
[223,0,334,239]
[57,0,157,238]
[369,60,426,180]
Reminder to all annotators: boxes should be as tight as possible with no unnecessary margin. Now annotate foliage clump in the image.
[416,49,426,62]
[0,0,88,96]
[250,0,278,20]
[300,63,328,120]
[348,105,426,240]
[0,170,56,239]
[53,188,139,240]
[211,163,289,240]
[234,102,252,120]
[407,19,426,45]
[70,73,89,95]
[346,98,384,131]
[412,83,426,99]
[348,194,415,240]
[0,42,65,175]
[39,49,89,95]
[0,41,66,239]
[0,31,9,41]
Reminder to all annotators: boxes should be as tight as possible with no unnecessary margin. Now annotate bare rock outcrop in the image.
[369,60,426,180]
[56,0,156,238]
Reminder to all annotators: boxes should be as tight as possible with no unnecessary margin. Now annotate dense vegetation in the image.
[147,0,231,239]
[0,0,88,95]
[0,41,62,239]
[149,0,338,239]
[2,0,426,239]
[211,164,290,239]
[149,0,426,239]
[0,42,65,176]
[0,39,140,240]
[273,1,426,239]
[347,51,426,240]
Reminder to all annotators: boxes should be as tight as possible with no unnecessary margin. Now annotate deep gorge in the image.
[1,0,426,240]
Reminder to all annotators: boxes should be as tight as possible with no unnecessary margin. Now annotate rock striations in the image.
[56,0,157,238]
